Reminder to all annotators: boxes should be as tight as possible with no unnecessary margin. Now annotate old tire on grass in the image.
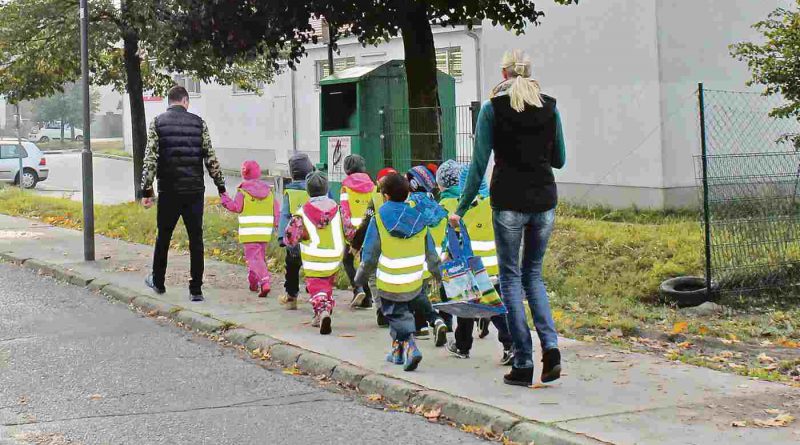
[659,276,718,308]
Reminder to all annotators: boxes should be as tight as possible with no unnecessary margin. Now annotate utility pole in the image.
[79,0,95,261]
[14,103,23,187]
[325,19,335,76]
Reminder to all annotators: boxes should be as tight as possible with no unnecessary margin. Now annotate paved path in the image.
[0,262,485,445]
[35,153,238,205]
[0,213,799,444]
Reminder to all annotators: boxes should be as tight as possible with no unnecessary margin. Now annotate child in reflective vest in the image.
[278,154,315,310]
[340,154,376,309]
[220,160,279,298]
[355,173,443,372]
[283,171,344,335]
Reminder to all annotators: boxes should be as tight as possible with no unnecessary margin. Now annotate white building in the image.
[124,0,786,209]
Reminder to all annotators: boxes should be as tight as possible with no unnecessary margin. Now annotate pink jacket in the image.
[283,197,339,247]
[340,173,375,241]
[220,179,280,218]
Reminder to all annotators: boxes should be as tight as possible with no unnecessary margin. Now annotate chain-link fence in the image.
[381,104,480,173]
[696,86,800,297]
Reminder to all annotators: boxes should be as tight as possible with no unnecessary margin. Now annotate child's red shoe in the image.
[258,283,270,298]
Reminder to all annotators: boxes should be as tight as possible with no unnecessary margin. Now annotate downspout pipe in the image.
[465,27,482,102]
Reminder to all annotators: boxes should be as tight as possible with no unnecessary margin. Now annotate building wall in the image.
[123,28,479,176]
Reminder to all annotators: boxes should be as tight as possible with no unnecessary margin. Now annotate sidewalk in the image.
[0,213,798,444]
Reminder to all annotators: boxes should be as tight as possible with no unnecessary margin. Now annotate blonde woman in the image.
[450,49,566,387]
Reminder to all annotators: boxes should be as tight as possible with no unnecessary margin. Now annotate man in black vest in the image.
[140,85,227,302]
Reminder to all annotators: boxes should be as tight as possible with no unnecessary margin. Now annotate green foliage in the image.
[731,1,800,136]
[0,0,279,101]
[32,83,100,131]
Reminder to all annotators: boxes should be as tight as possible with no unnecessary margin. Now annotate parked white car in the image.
[28,122,83,143]
[0,140,49,189]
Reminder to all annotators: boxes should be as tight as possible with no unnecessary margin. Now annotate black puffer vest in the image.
[155,105,205,195]
[490,93,558,213]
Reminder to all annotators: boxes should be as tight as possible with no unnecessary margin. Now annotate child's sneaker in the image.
[446,340,470,359]
[258,283,270,299]
[500,347,515,366]
[319,311,332,335]
[350,288,367,309]
[280,294,298,310]
[415,326,431,339]
[433,319,447,347]
[311,313,321,327]
[402,339,422,372]
[386,340,404,365]
[478,318,490,339]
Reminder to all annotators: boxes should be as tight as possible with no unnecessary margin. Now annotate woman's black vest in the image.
[490,94,558,213]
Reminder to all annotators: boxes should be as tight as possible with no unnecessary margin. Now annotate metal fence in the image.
[381,104,479,173]
[696,85,800,297]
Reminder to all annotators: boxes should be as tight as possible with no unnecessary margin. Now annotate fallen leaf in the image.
[765,363,780,371]
[212,248,221,255]
[719,338,734,345]
[671,321,689,334]
[765,409,784,415]
[529,383,549,389]
[282,366,302,375]
[88,394,103,401]
[366,394,383,402]
[731,420,747,427]
[338,334,355,338]
[757,353,777,364]
[728,333,739,342]
[698,326,709,335]
[677,341,693,349]
[424,407,442,421]
[754,413,794,428]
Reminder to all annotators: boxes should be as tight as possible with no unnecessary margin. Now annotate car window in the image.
[0,144,29,159]
[45,123,60,129]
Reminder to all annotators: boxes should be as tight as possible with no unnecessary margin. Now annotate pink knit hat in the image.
[241,160,261,180]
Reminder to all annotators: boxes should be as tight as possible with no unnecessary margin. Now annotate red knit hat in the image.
[241,160,261,180]
[426,163,439,176]
[377,167,398,181]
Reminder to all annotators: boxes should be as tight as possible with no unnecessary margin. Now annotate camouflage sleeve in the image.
[201,121,226,194]
[141,119,159,198]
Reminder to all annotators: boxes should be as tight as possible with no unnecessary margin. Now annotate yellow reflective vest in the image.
[462,196,498,277]
[375,210,428,294]
[238,190,275,243]
[296,208,345,278]
[341,184,376,228]
[286,189,310,214]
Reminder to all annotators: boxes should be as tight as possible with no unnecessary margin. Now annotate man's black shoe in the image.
[145,274,166,294]
[541,348,562,383]
[503,366,533,387]
[189,290,204,302]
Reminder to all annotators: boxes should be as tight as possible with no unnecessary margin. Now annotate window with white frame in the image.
[315,57,357,85]
[436,47,463,81]
[173,75,202,96]
[231,81,266,95]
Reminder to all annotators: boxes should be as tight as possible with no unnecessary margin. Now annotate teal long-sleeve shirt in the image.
[456,100,566,217]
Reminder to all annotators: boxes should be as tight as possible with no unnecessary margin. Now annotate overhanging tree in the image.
[0,0,279,200]
[167,0,577,163]
[732,0,800,146]
[32,83,100,143]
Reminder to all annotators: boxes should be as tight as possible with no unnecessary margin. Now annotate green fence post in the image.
[698,83,712,298]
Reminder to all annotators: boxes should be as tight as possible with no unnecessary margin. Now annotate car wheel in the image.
[39,136,49,143]
[74,135,83,142]
[17,168,38,189]
[659,276,719,308]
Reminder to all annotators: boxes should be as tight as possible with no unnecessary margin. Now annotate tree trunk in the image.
[122,29,146,202]
[399,2,441,167]
[60,119,65,147]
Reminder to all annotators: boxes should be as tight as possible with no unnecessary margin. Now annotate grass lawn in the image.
[0,188,798,383]
[37,139,130,158]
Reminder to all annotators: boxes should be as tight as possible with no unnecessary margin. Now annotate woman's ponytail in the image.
[500,50,543,112]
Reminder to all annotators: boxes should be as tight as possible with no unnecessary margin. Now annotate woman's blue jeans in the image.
[493,209,558,369]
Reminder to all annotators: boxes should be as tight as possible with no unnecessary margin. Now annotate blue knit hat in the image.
[407,165,436,193]
[436,159,462,189]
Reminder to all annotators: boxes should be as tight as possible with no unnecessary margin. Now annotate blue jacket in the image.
[355,200,441,302]
[407,191,448,228]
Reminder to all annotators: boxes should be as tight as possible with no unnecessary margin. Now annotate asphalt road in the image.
[35,153,239,205]
[0,263,485,445]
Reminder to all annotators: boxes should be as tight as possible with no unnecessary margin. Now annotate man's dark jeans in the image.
[152,192,205,294]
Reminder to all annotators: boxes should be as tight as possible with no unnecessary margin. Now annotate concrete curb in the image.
[0,253,605,445]
[93,153,132,162]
